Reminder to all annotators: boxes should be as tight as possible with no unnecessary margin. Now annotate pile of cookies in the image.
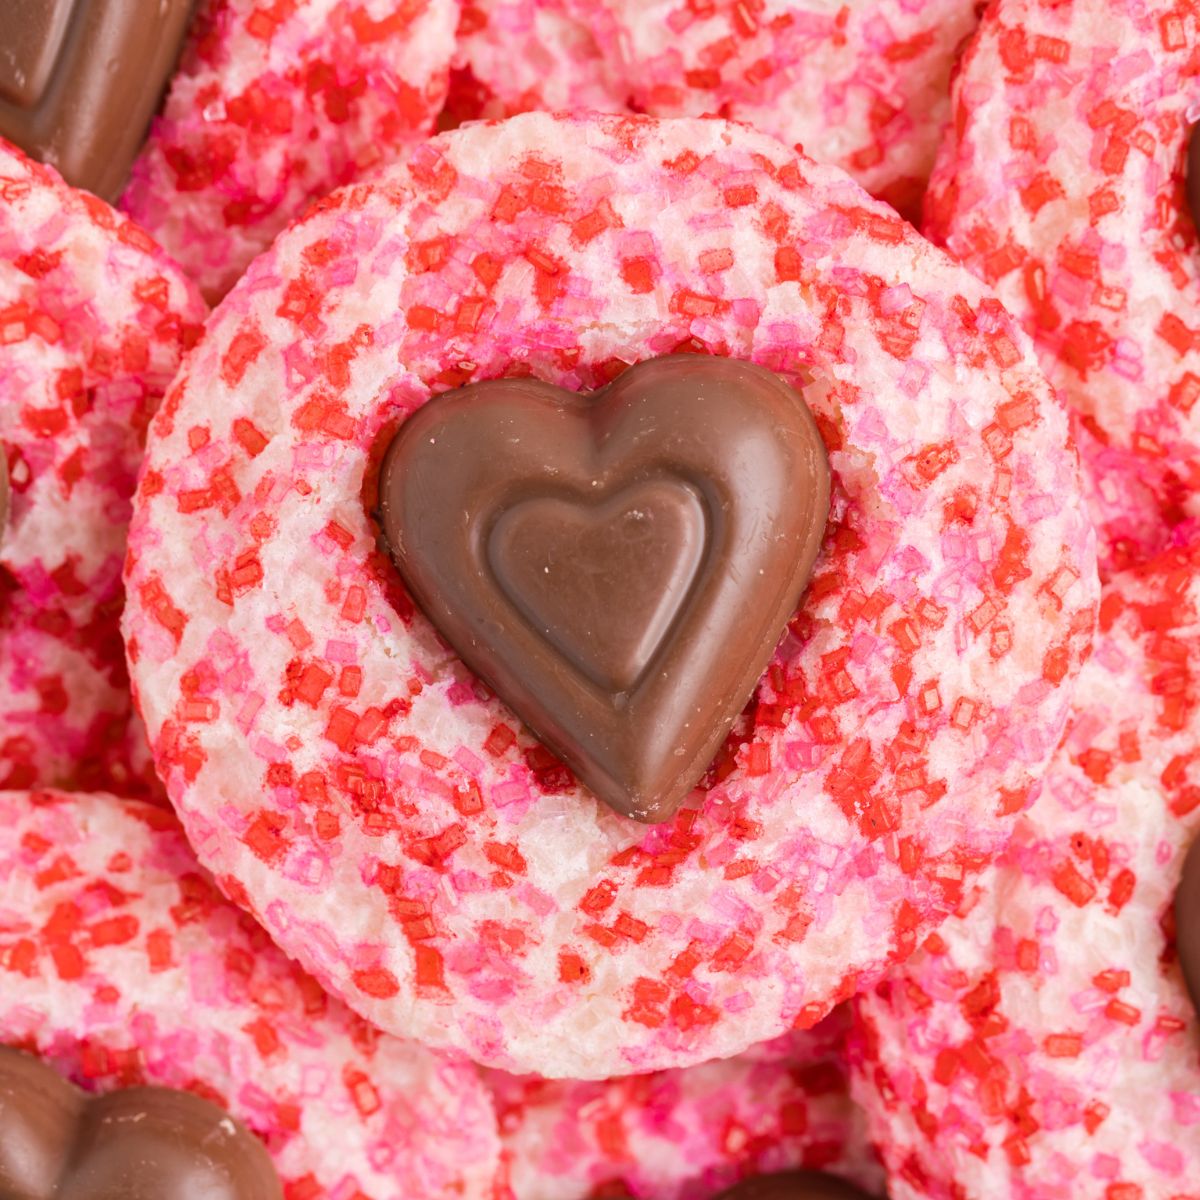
[0,0,1196,1197]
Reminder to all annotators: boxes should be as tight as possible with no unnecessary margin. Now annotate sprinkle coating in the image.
[121,0,458,301]
[0,789,500,1200]
[925,0,1200,572]
[571,0,981,219]
[0,144,206,797]
[849,541,1200,1200]
[445,0,628,125]
[489,1007,884,1199]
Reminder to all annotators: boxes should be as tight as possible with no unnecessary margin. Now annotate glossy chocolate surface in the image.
[1175,833,1200,1017]
[380,355,830,822]
[0,0,193,201]
[715,1170,876,1200]
[0,1046,282,1200]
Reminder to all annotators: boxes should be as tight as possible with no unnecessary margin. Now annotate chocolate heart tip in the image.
[713,1169,878,1200]
[0,1046,281,1200]
[381,355,830,824]
[1175,832,1200,1018]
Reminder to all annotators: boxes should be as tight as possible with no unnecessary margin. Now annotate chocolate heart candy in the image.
[714,1171,876,1200]
[0,1046,281,1200]
[0,0,193,201]
[379,354,831,823]
[1175,832,1200,1018]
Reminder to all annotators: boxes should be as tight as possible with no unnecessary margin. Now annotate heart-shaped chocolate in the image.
[0,451,9,546]
[0,0,194,201]
[0,1046,282,1200]
[610,1171,871,1200]
[1174,832,1200,1019]
[380,354,830,822]
[714,1172,875,1200]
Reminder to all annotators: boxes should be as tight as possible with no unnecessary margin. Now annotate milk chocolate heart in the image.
[714,1172,875,1200]
[379,354,831,823]
[0,1046,282,1200]
[1174,832,1200,1019]
[0,0,194,201]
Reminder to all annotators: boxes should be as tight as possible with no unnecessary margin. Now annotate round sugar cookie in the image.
[489,1007,884,1200]
[848,540,1200,1199]
[924,0,1200,573]
[443,0,629,127]
[569,0,982,220]
[0,789,500,1200]
[123,111,1098,1078]
[120,0,458,302]
[0,143,206,798]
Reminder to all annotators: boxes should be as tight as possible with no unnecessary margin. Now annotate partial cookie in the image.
[0,143,206,796]
[121,0,458,302]
[849,541,1200,1199]
[925,0,1200,572]
[0,789,500,1200]
[572,0,981,220]
[490,1008,884,1199]
[444,0,628,126]
[124,111,1097,1078]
